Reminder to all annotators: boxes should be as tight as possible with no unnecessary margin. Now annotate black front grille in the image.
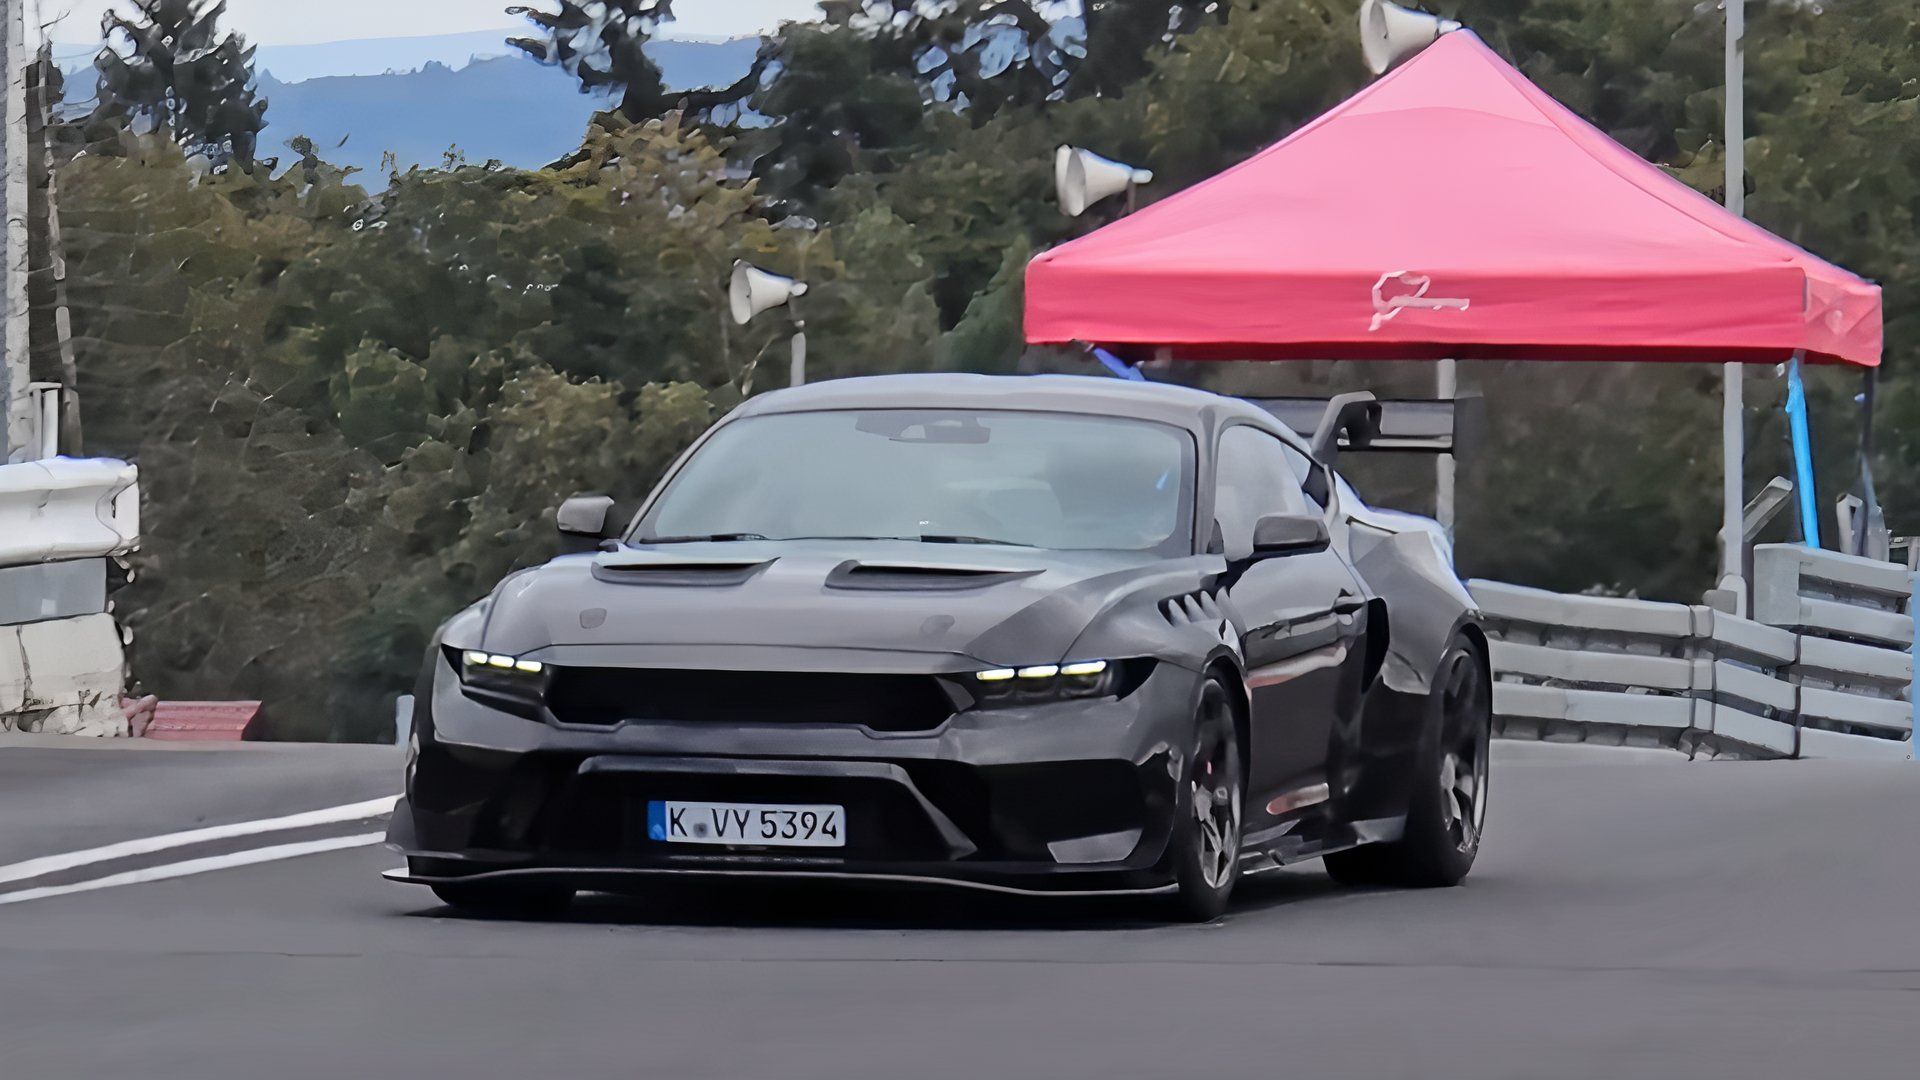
[545,667,958,732]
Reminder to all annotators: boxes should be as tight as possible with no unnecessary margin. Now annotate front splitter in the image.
[382,864,1178,899]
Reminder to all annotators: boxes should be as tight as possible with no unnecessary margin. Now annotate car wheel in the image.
[430,880,576,919]
[1163,678,1245,922]
[1324,634,1489,888]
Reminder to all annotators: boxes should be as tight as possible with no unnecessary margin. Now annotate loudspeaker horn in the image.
[1055,145,1154,218]
[1358,0,1459,76]
[730,260,808,325]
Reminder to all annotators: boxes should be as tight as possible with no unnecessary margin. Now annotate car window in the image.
[1213,426,1316,559]
[1278,440,1328,509]
[1334,471,1368,511]
[639,409,1196,556]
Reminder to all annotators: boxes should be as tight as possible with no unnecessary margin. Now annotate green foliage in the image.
[63,113,933,739]
[54,0,1920,737]
[95,0,268,167]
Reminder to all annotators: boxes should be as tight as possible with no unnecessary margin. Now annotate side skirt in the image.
[1238,814,1405,875]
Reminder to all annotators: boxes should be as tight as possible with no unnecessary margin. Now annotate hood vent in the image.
[591,553,775,587]
[826,560,1041,592]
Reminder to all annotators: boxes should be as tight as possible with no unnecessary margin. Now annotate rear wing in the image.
[1246,395,1479,455]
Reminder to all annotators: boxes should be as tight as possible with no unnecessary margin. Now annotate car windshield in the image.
[638,408,1194,555]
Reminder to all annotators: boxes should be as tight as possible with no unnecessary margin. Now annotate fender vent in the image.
[1160,590,1225,630]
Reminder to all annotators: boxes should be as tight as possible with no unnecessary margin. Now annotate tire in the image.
[1324,634,1489,889]
[1161,677,1246,922]
[430,880,576,919]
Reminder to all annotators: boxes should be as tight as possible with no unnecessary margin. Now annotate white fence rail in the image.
[1472,544,1915,761]
[0,458,139,565]
[0,458,138,736]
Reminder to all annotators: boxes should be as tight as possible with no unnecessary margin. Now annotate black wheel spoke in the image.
[1436,647,1490,850]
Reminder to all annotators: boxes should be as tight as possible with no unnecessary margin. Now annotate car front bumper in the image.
[387,652,1206,896]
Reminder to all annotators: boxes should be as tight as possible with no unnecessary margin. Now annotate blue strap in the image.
[1786,355,1821,548]
[1091,346,1147,382]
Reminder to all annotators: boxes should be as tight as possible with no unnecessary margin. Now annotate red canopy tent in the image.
[1025,31,1881,368]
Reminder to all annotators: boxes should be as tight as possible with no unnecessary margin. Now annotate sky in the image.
[38,0,825,45]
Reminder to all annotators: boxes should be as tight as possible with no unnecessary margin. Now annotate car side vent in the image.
[826,561,1041,592]
[590,555,774,587]
[1160,590,1224,629]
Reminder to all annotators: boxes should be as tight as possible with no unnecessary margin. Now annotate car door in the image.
[1212,425,1370,817]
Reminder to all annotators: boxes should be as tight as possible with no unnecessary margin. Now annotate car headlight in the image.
[970,659,1143,706]
[448,647,548,710]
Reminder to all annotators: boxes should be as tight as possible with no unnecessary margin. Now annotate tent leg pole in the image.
[1436,357,1457,533]
[1720,361,1747,615]
[1717,0,1749,614]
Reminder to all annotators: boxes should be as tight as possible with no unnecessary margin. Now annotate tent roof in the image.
[1025,31,1881,367]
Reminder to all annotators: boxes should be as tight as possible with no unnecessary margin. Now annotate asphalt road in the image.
[0,739,1914,1080]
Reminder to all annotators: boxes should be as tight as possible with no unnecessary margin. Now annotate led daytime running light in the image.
[975,660,1110,682]
[465,651,543,675]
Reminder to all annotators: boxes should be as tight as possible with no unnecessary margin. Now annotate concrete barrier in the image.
[0,613,127,735]
[0,458,138,737]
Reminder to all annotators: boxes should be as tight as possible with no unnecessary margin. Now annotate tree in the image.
[509,1,774,123]
[95,0,268,168]
[738,2,1230,207]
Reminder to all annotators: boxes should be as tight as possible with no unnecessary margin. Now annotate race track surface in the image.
[0,740,1913,1080]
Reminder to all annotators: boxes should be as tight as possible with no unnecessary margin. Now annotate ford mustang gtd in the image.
[385,374,1491,920]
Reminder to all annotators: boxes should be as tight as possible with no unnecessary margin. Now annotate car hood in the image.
[474,540,1213,669]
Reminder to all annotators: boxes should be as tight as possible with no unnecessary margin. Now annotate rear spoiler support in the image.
[1248,394,1480,458]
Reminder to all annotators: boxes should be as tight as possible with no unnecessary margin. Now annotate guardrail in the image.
[1471,544,1915,761]
[1752,545,1914,760]
[0,458,139,737]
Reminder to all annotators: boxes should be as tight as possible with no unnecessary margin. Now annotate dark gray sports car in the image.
[385,374,1490,920]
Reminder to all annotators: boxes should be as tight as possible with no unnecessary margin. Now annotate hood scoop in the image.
[826,559,1042,592]
[591,551,775,587]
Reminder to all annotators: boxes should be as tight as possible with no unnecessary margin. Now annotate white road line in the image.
[0,832,387,906]
[0,794,398,888]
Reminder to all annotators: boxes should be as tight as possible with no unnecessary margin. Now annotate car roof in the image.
[730,373,1290,438]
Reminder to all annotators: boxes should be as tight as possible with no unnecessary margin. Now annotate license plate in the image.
[647,800,846,848]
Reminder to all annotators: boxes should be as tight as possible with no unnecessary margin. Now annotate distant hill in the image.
[248,28,523,83]
[256,58,610,175]
[54,31,763,176]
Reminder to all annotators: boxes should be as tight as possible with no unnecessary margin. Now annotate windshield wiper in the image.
[638,533,1033,547]
[914,534,1035,548]
[639,533,771,544]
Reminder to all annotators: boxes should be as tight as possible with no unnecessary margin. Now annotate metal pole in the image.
[34,37,79,455]
[789,326,807,388]
[1859,368,1888,560]
[0,0,31,462]
[1436,357,1457,532]
[1717,0,1748,614]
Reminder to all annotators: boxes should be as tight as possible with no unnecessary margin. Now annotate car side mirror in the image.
[1252,512,1330,556]
[556,494,617,555]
